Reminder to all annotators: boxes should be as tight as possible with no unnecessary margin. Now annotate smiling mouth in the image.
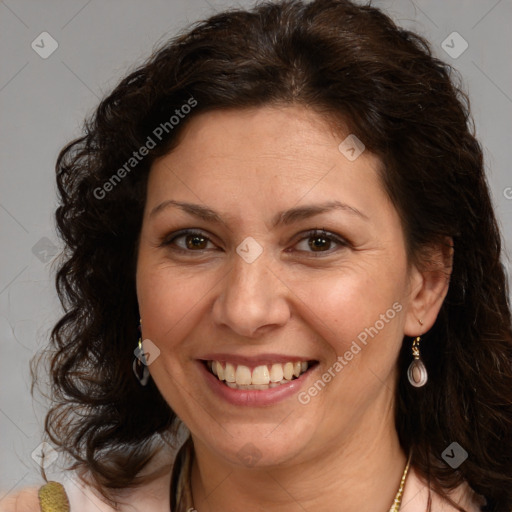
[203,360,318,390]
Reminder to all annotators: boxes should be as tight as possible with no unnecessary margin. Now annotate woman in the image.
[3,0,511,510]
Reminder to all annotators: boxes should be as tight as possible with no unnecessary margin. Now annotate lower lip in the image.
[198,361,316,407]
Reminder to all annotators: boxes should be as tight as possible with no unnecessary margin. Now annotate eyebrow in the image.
[149,199,369,227]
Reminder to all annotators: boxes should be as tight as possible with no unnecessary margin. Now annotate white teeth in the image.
[224,362,236,383]
[283,362,294,380]
[235,365,252,385]
[252,365,270,385]
[215,361,224,381]
[207,360,312,389]
[269,363,284,382]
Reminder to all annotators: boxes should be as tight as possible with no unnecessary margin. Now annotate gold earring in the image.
[133,318,150,386]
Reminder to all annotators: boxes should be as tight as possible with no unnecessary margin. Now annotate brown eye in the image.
[308,234,332,252]
[160,229,215,253]
[294,229,348,256]
[184,233,208,250]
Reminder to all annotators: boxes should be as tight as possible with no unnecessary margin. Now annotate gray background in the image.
[1,0,511,500]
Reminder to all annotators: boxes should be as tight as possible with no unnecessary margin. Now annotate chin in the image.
[195,418,318,469]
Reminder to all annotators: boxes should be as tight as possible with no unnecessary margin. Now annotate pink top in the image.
[0,439,487,512]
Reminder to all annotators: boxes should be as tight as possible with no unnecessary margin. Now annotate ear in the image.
[403,236,454,336]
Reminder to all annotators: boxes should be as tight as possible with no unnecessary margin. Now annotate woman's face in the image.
[136,105,424,467]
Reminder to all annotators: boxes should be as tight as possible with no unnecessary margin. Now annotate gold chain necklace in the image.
[389,451,412,512]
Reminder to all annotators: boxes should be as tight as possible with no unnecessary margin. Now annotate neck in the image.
[189,400,407,512]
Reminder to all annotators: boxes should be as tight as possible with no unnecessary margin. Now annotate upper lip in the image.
[199,353,318,367]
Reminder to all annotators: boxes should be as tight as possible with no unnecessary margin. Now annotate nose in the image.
[211,250,291,338]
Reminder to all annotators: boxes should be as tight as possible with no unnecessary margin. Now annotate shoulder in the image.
[0,437,181,512]
[0,486,40,512]
[0,478,115,512]
[402,465,486,512]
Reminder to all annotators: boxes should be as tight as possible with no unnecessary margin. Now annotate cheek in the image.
[288,266,405,359]
[292,272,405,418]
[136,261,215,353]
[135,262,216,411]
[292,269,364,324]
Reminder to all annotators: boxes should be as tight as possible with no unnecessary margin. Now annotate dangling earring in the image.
[133,318,150,386]
[407,333,428,387]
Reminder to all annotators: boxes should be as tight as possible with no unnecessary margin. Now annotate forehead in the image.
[172,105,340,148]
[145,105,391,229]
[149,105,378,183]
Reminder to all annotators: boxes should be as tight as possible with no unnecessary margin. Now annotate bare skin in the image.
[135,105,452,512]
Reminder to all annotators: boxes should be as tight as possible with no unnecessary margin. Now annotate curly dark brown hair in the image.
[30,0,512,510]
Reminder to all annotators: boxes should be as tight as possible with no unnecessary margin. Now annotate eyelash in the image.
[159,228,349,257]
